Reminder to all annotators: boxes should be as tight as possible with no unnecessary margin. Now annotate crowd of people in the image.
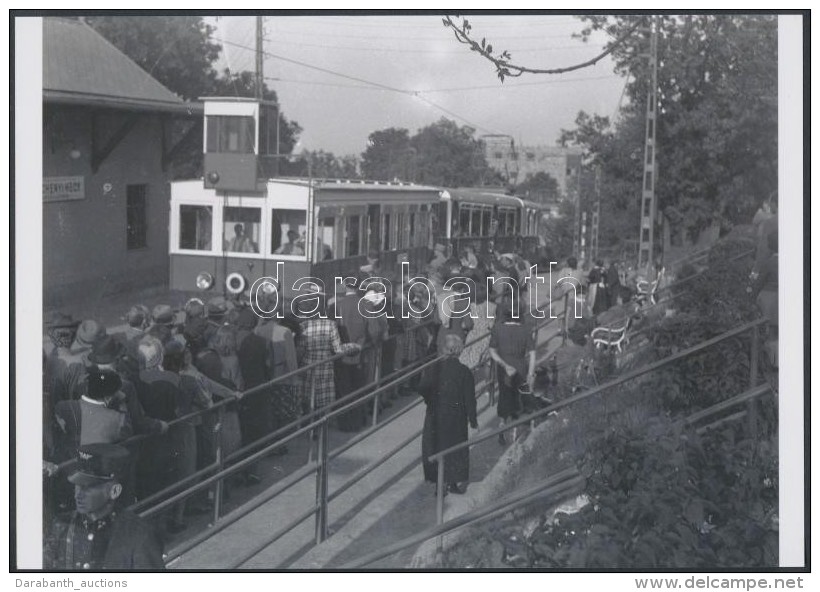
[39,240,677,568]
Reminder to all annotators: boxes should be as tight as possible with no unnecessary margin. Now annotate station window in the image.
[223,206,260,253]
[126,184,147,250]
[271,209,307,256]
[206,115,255,154]
[179,204,212,250]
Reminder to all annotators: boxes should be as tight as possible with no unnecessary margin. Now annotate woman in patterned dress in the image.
[295,293,359,414]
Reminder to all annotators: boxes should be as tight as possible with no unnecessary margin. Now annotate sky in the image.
[208,14,628,157]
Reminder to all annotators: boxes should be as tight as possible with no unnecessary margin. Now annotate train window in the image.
[223,206,260,253]
[470,208,482,237]
[382,213,391,250]
[317,217,335,261]
[179,205,213,251]
[481,208,492,236]
[345,215,363,257]
[397,212,408,249]
[271,209,307,256]
[206,115,255,154]
[459,207,471,236]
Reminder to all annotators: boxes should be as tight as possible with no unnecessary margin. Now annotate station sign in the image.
[43,176,85,202]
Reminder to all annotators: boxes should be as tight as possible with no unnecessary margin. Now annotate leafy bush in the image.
[446,235,778,569]
[517,419,778,568]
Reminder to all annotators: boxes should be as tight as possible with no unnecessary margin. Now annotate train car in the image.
[437,187,545,263]
[169,97,443,299]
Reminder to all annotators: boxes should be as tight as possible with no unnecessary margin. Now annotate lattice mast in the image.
[637,15,659,271]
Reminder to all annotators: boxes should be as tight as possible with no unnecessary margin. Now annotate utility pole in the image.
[591,166,601,262]
[637,15,659,271]
[255,16,264,100]
[573,163,582,259]
[580,211,588,264]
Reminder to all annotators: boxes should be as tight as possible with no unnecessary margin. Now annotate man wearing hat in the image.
[49,318,106,402]
[44,443,164,570]
[122,305,150,343]
[146,304,179,345]
[87,335,169,437]
[53,367,133,460]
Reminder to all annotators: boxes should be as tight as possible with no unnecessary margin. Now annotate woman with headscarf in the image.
[418,334,478,495]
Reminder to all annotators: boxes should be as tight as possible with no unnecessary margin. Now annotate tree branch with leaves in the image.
[441,15,645,81]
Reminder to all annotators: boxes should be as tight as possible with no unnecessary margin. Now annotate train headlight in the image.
[226,272,247,295]
[196,272,214,291]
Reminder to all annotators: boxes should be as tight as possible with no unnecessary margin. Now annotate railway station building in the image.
[42,17,201,306]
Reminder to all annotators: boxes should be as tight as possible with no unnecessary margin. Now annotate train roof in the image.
[442,187,525,208]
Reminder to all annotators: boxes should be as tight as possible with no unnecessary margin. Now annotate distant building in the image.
[484,142,584,203]
[42,17,201,306]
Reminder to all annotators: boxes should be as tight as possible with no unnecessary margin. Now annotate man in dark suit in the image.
[44,443,165,570]
[235,306,273,484]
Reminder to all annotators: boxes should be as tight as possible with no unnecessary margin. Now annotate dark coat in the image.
[418,357,477,484]
[45,509,164,570]
[236,330,272,445]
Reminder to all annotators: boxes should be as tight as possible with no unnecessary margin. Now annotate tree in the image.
[297,150,361,179]
[444,15,777,250]
[87,16,221,101]
[542,198,576,260]
[361,119,494,186]
[87,17,303,178]
[515,172,560,205]
[360,127,414,181]
[559,16,778,250]
[411,118,491,187]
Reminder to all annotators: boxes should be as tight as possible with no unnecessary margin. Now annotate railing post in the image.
[372,348,382,427]
[562,293,569,346]
[749,324,760,388]
[314,418,329,544]
[212,404,225,524]
[308,378,316,464]
[435,455,446,559]
[747,324,760,437]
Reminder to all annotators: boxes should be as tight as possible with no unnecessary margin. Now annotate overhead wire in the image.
[260,37,607,54]
[217,36,516,137]
[288,16,582,29]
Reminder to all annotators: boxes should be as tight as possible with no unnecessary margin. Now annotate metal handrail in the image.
[162,301,559,566]
[341,468,585,568]
[218,247,762,565]
[429,317,765,465]
[49,316,440,475]
[428,317,766,532]
[159,248,744,563]
[341,382,774,569]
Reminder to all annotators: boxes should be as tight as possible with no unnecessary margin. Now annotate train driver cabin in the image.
[169,97,443,299]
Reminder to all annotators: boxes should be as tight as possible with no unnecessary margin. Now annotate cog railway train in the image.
[169,97,546,298]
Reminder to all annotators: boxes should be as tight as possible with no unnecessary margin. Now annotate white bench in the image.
[636,267,665,306]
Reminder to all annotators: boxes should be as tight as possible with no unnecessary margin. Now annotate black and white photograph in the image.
[11,9,809,582]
